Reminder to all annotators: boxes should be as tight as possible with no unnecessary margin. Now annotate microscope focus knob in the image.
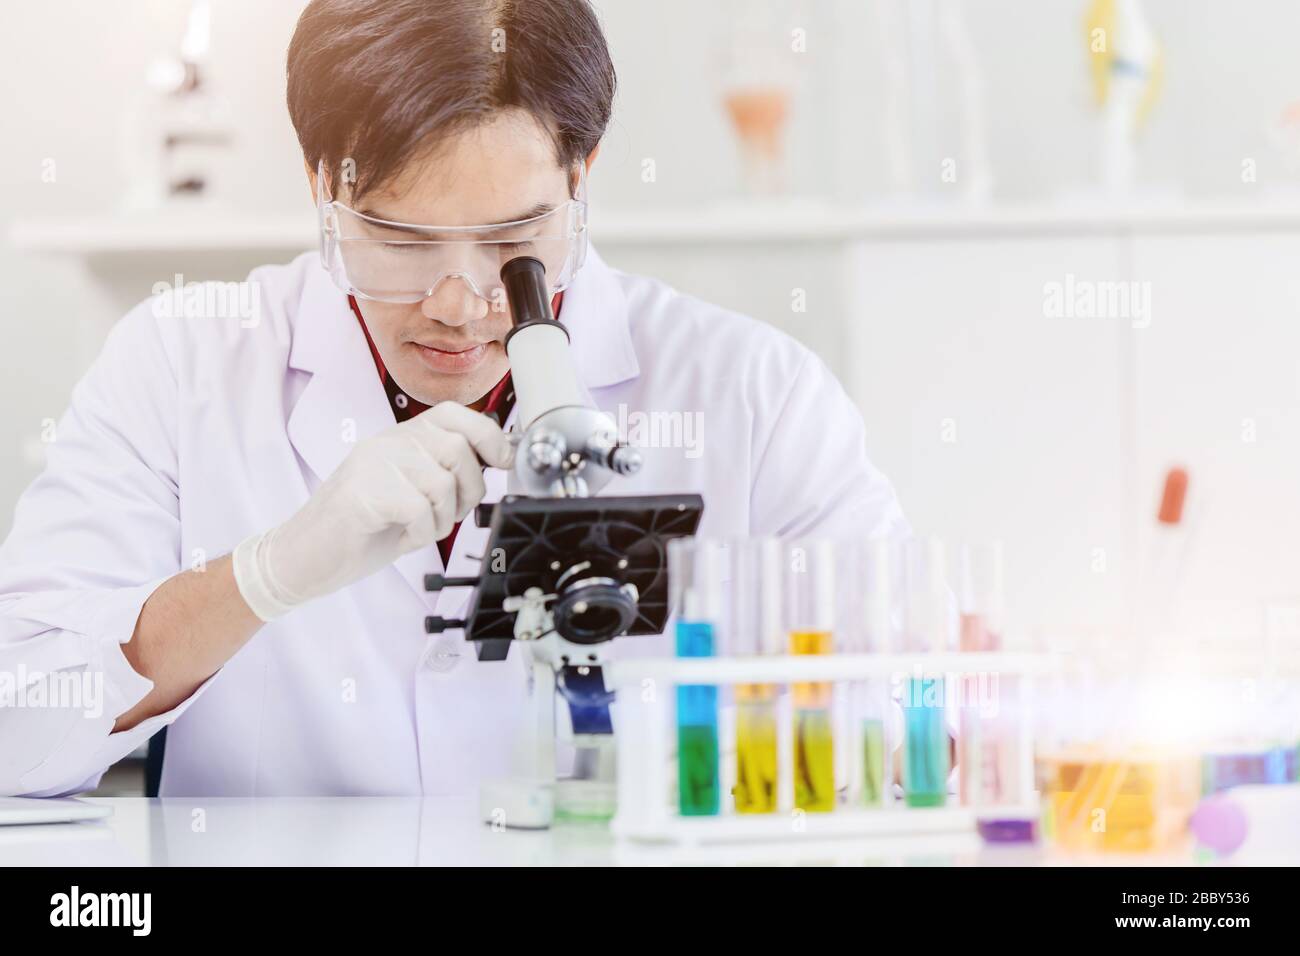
[424,574,480,591]
[525,432,566,474]
[607,445,643,476]
[424,616,467,634]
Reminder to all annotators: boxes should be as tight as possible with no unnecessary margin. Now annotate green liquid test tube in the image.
[676,620,719,816]
[862,718,887,805]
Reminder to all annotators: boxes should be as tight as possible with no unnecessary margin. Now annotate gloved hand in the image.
[233,401,514,622]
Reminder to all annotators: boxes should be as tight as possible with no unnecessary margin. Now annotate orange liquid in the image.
[789,630,833,708]
[1040,750,1200,853]
[723,88,790,157]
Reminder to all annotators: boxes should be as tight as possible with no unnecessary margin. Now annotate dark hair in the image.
[287,0,616,199]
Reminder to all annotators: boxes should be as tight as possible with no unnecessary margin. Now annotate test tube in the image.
[858,539,893,807]
[957,541,1023,809]
[787,539,836,813]
[903,537,951,808]
[669,538,722,816]
[732,538,782,814]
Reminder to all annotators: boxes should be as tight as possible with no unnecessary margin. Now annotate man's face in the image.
[317,110,577,408]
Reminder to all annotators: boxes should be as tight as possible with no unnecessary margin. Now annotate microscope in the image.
[423,256,703,829]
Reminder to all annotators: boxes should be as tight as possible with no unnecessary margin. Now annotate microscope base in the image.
[480,778,555,830]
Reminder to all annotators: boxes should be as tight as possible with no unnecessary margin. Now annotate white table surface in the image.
[0,796,1243,867]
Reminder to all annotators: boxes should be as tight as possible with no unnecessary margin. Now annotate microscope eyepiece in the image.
[501,255,565,340]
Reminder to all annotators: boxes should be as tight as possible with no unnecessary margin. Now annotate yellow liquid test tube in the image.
[735,682,779,813]
[791,629,835,812]
[731,538,785,814]
[858,539,893,807]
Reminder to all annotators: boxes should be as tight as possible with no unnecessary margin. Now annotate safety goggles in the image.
[317,160,588,305]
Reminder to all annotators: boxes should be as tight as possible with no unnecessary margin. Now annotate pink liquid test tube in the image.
[958,542,1024,811]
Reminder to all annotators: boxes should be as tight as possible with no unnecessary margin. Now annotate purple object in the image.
[1189,794,1249,855]
[977,816,1037,843]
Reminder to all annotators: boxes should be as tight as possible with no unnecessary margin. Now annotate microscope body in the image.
[502,288,640,499]
[425,256,701,829]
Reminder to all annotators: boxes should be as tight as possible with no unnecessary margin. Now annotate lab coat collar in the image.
[558,245,640,390]
[286,261,395,485]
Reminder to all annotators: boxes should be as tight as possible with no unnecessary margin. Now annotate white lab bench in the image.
[0,796,1253,866]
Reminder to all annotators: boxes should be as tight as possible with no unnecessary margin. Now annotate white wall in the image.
[848,235,1133,644]
[0,0,311,521]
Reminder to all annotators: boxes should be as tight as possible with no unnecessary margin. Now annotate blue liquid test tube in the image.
[904,676,949,807]
[676,621,719,815]
[670,539,723,816]
[903,537,951,808]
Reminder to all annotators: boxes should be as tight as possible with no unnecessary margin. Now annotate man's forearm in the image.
[113,555,264,732]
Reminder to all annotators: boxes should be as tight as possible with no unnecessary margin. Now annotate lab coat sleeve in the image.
[0,301,209,796]
[748,348,910,541]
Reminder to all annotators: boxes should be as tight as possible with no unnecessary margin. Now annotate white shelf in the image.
[7,214,318,255]
[595,198,1300,243]
[14,198,1300,257]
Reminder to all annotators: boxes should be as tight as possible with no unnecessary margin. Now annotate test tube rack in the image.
[606,651,1051,844]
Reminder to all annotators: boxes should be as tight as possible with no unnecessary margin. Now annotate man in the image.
[0,0,906,797]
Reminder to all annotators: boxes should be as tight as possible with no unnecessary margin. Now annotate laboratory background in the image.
[1,0,1298,865]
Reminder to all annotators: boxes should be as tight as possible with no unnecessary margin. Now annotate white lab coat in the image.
[0,248,907,797]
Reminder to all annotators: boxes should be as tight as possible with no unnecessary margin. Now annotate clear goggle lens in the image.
[317,162,587,305]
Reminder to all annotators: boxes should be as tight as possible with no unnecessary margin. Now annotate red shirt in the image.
[346,293,563,566]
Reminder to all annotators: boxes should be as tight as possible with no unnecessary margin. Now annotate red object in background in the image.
[1157,466,1189,526]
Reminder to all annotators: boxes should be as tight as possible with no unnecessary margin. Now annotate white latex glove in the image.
[233,402,515,622]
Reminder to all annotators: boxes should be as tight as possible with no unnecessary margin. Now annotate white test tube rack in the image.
[605,651,1050,844]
